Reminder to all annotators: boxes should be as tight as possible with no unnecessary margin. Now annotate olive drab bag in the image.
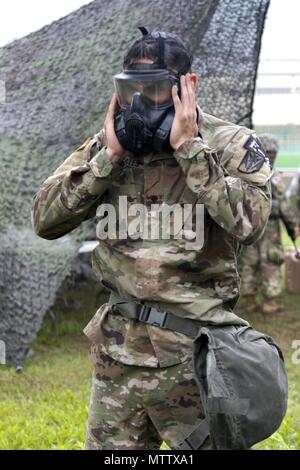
[192,325,288,449]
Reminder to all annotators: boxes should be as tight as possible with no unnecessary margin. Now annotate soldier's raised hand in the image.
[170,74,199,151]
[104,93,127,163]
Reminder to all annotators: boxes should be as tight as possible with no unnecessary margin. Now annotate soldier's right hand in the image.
[104,93,127,163]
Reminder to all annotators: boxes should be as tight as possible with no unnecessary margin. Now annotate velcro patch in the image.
[238,136,271,174]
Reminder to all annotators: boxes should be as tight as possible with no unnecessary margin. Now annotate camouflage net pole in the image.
[0,0,270,368]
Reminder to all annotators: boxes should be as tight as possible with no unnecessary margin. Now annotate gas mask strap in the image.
[138,26,149,36]
[137,27,166,70]
[156,35,166,69]
[153,108,175,153]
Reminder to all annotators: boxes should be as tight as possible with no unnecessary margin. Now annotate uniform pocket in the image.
[83,303,111,344]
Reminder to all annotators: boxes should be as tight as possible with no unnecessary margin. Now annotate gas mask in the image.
[113,29,183,155]
[114,64,179,155]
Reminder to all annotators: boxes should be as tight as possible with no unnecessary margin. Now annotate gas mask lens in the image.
[114,71,177,109]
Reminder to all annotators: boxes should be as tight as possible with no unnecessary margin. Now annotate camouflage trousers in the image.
[240,243,282,299]
[85,345,210,450]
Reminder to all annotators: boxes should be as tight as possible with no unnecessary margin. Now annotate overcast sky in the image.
[0,0,299,61]
[0,0,93,47]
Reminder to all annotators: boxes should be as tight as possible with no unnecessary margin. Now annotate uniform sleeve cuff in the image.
[173,137,211,161]
[88,147,122,178]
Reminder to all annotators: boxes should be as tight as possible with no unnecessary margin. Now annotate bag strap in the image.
[175,418,210,450]
[108,290,201,338]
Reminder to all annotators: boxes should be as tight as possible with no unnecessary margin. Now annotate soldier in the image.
[240,134,300,315]
[32,29,272,450]
[286,164,300,225]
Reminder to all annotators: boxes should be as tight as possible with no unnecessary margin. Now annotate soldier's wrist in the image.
[106,147,126,166]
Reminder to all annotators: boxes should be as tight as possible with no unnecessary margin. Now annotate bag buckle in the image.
[139,305,167,328]
[176,438,194,450]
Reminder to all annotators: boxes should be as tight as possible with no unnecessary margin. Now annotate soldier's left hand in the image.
[170,74,199,150]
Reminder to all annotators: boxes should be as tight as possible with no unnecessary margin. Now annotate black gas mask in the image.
[114,29,184,155]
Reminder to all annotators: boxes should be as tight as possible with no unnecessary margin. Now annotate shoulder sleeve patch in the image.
[237,136,271,174]
[221,132,272,186]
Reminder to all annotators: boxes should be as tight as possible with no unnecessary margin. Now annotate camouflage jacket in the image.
[32,110,272,367]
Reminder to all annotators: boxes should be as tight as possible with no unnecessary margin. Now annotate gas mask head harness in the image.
[114,27,192,155]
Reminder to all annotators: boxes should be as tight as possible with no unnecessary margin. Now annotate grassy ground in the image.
[0,282,102,450]
[0,235,299,450]
[276,152,300,170]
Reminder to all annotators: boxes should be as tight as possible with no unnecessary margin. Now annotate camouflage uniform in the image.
[86,342,209,450]
[240,143,298,308]
[32,109,272,449]
[286,165,300,225]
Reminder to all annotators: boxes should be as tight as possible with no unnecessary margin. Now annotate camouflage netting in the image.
[0,0,270,367]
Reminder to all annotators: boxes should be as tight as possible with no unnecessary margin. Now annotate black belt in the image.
[108,290,201,338]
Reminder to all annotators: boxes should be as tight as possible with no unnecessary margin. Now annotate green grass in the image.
[0,236,299,449]
[0,349,90,450]
[276,152,300,171]
[0,282,104,450]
